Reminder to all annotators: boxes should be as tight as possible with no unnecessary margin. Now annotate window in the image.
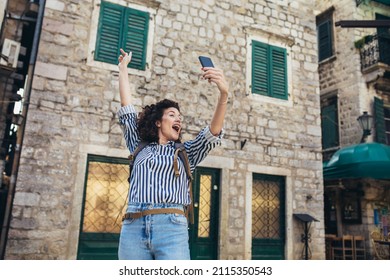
[374,97,390,145]
[251,40,288,100]
[321,96,339,151]
[316,8,334,62]
[385,106,390,145]
[81,155,129,234]
[342,190,362,224]
[376,13,390,66]
[95,1,149,70]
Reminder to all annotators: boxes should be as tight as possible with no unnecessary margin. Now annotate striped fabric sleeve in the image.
[117,105,140,153]
[184,126,224,172]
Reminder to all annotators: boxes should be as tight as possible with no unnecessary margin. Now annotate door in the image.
[252,173,285,260]
[189,167,220,260]
[77,155,129,260]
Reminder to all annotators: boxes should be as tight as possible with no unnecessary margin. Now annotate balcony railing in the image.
[358,33,390,71]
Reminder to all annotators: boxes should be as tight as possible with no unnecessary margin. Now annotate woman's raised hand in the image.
[201,67,229,96]
[118,49,133,106]
[118,49,132,71]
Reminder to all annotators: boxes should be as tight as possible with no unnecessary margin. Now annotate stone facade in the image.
[316,0,380,146]
[317,0,390,259]
[2,0,325,259]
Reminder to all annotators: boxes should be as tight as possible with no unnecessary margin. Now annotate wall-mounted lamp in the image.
[357,111,373,143]
[26,0,40,17]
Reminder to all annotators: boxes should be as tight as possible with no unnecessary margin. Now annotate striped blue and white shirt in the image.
[117,104,223,205]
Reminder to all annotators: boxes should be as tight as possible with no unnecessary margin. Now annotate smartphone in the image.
[198,56,214,68]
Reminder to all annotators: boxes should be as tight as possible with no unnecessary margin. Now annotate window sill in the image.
[319,55,337,65]
[322,146,340,153]
[246,92,293,107]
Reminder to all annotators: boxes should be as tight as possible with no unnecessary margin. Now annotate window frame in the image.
[316,7,335,63]
[246,32,293,107]
[80,154,129,234]
[384,105,390,145]
[341,190,362,224]
[251,173,286,260]
[321,94,340,150]
[251,40,288,100]
[94,1,149,70]
[374,97,388,144]
[87,0,156,77]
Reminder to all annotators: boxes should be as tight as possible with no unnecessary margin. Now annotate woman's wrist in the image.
[218,91,228,105]
[119,67,128,74]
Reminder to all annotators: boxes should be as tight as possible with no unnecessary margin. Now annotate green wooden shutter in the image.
[95,1,124,65]
[123,9,149,70]
[376,13,390,65]
[318,20,332,61]
[270,46,287,100]
[252,41,268,96]
[95,1,149,70]
[252,41,287,100]
[321,102,339,149]
[374,97,386,144]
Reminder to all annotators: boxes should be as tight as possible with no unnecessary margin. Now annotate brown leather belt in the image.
[122,208,186,221]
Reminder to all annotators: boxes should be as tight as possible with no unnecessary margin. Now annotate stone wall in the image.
[316,0,362,146]
[317,0,390,260]
[5,0,324,259]
[316,0,390,146]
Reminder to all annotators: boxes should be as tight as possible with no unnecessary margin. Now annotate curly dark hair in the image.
[137,99,181,143]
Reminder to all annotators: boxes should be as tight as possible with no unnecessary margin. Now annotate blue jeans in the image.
[118,203,190,260]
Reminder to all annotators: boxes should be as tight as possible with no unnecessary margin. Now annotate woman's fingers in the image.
[201,68,228,94]
[120,48,126,55]
[118,49,132,67]
[202,68,221,79]
[203,69,224,83]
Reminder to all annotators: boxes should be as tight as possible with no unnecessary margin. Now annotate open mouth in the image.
[172,124,181,133]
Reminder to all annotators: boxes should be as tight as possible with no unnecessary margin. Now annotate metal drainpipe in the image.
[0,0,46,259]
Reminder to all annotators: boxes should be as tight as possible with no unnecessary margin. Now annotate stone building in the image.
[315,0,390,259]
[0,0,325,260]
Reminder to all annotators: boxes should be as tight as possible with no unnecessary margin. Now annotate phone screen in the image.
[198,56,214,67]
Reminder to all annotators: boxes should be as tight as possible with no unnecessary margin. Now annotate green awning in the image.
[323,142,390,180]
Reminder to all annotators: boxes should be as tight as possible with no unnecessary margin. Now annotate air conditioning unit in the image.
[0,38,21,68]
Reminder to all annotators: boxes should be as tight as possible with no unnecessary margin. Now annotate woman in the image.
[117,49,228,260]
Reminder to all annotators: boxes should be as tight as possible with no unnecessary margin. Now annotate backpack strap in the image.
[173,143,193,179]
[128,141,149,175]
[173,143,194,224]
[115,141,149,225]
